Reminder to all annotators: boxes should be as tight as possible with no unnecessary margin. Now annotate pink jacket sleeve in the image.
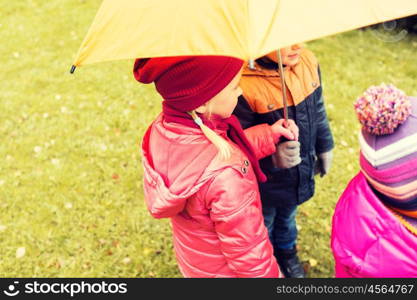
[243,124,276,160]
[206,167,280,278]
[334,262,354,278]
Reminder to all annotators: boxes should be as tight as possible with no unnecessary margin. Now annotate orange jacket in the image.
[240,48,320,113]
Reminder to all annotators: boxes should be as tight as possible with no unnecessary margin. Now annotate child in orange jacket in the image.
[234,44,334,277]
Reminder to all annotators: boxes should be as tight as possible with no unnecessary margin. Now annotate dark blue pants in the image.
[262,204,298,250]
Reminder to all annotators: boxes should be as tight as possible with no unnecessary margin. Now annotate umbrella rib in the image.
[168,0,185,56]
[246,0,253,59]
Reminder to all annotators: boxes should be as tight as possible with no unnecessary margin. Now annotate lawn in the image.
[1,0,416,277]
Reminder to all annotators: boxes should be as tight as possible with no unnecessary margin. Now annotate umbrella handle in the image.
[277,49,288,127]
[276,49,291,144]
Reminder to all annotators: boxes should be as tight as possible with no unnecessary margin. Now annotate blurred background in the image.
[0,0,416,277]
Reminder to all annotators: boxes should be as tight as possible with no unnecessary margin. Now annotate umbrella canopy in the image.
[72,0,417,68]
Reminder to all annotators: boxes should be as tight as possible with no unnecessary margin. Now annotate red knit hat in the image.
[133,56,243,112]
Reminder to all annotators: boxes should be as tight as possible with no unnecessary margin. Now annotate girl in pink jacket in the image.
[134,56,299,278]
[331,84,417,277]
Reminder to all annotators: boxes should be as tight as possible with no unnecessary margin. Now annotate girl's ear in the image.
[195,103,207,114]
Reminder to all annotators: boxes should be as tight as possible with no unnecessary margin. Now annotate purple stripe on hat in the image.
[367,173,417,188]
[361,97,417,152]
[389,195,417,206]
[372,186,417,210]
[360,152,417,183]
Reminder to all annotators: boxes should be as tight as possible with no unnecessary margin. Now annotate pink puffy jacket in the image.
[141,114,281,278]
[331,172,417,277]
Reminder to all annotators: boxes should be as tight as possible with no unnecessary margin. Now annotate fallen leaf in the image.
[122,257,131,264]
[58,258,65,268]
[51,159,60,166]
[34,146,42,153]
[309,258,318,267]
[16,247,26,258]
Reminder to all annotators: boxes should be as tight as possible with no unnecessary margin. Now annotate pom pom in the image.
[354,84,411,135]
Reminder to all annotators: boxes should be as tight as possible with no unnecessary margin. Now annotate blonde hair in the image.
[188,110,232,160]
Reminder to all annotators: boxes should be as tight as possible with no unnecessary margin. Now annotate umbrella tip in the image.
[70,65,76,74]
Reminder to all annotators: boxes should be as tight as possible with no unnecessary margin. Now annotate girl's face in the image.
[196,70,243,119]
[266,44,303,67]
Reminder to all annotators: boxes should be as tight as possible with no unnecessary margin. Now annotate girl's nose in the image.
[291,44,302,50]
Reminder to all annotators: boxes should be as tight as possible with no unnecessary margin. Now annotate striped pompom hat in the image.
[354,84,417,234]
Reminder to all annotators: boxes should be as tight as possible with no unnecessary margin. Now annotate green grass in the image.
[1,0,416,277]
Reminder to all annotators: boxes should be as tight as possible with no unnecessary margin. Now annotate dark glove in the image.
[314,151,333,177]
[272,141,301,169]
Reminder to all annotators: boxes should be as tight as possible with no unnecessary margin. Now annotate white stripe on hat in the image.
[359,130,417,167]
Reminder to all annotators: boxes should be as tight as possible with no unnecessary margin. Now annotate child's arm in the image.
[234,94,277,159]
[314,67,334,176]
[315,67,334,155]
[206,168,281,278]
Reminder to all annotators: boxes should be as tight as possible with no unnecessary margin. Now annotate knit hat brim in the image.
[133,56,244,112]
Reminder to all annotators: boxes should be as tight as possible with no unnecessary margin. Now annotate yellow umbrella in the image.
[71,0,417,70]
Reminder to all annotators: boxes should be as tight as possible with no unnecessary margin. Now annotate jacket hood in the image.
[141,114,219,218]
